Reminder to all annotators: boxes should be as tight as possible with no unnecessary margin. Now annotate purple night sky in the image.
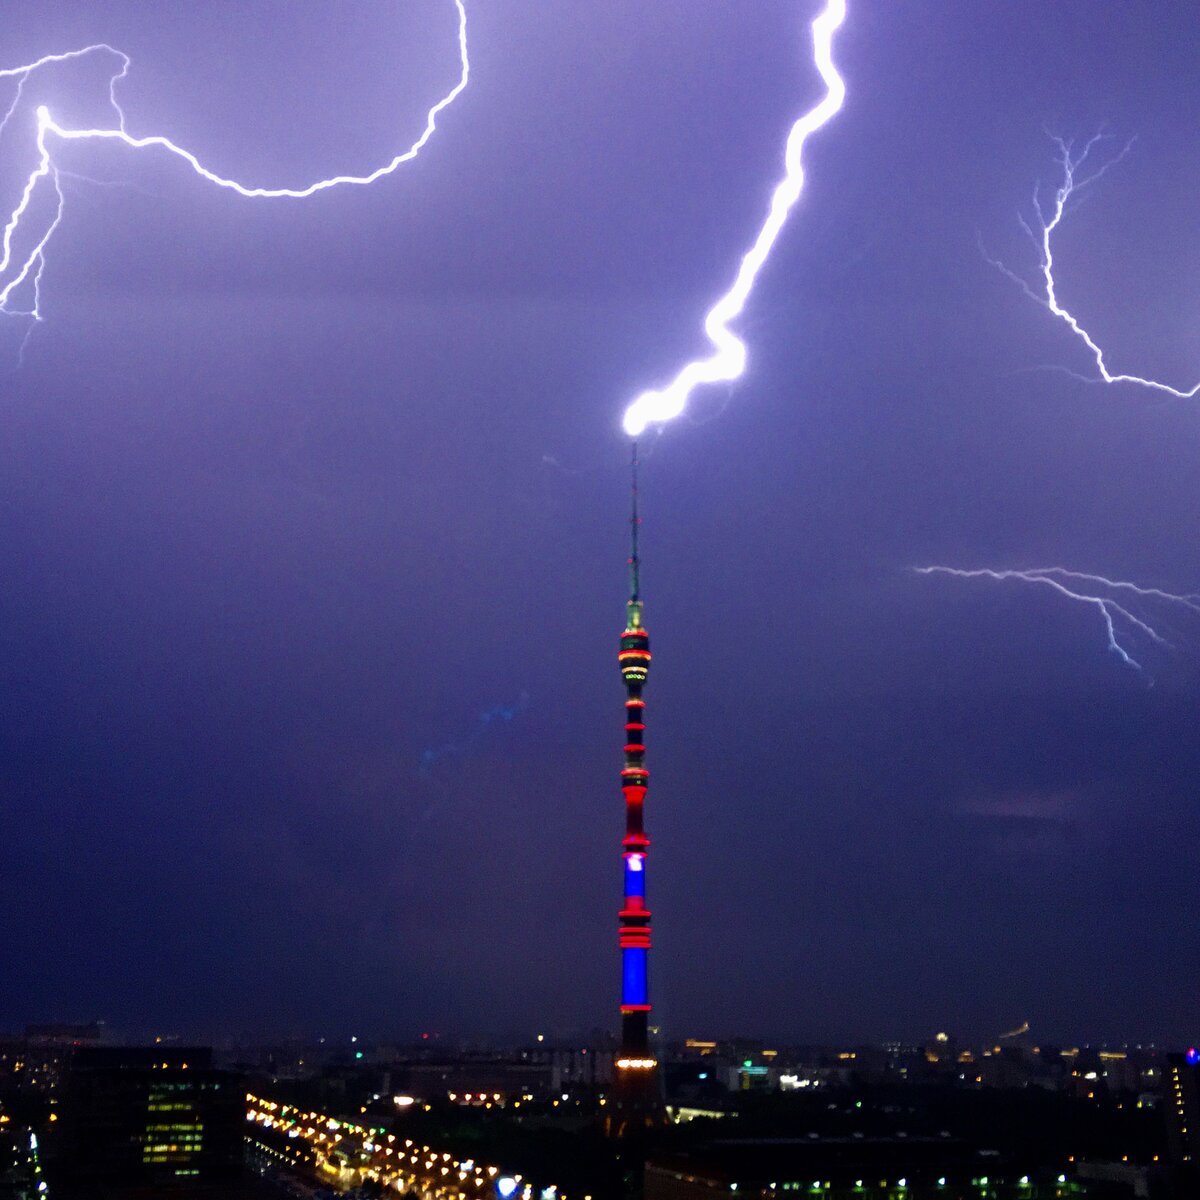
[2,0,1199,1045]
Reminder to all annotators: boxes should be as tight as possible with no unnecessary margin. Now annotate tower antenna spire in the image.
[629,440,640,604]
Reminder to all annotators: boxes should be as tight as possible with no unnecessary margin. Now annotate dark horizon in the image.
[3,0,1200,1045]
[6,1021,1187,1056]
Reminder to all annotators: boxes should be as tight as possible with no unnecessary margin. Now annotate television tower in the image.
[609,441,664,1133]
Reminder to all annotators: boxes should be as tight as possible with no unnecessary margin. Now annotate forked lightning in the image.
[991,134,1200,400]
[915,565,1200,672]
[0,1,469,323]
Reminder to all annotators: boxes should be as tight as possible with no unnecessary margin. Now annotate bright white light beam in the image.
[989,133,1200,399]
[0,0,469,321]
[914,565,1200,672]
[621,0,848,438]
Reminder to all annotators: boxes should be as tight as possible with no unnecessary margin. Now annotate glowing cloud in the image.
[0,0,469,321]
[914,565,1200,672]
[621,0,848,438]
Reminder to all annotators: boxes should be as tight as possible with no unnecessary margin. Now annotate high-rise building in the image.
[50,1045,245,1195]
[608,444,664,1136]
[1165,1048,1200,1166]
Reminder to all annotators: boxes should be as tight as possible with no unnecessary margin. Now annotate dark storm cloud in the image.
[2,0,1200,1046]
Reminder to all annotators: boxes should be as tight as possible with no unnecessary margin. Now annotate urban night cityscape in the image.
[1,1,1199,1198]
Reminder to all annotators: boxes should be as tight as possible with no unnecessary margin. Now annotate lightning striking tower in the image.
[621,0,847,437]
[609,441,663,1134]
[603,1,850,1140]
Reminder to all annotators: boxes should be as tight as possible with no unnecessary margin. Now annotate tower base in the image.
[604,1062,666,1138]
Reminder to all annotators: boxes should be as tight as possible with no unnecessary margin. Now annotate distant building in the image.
[922,1031,958,1072]
[48,1045,244,1195]
[552,1047,612,1091]
[725,1059,775,1092]
[1165,1050,1200,1166]
[23,1023,109,1048]
[389,1056,552,1100]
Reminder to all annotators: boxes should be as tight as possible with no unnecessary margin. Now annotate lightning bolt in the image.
[914,565,1200,672]
[989,133,1200,399]
[0,0,468,324]
[621,0,848,438]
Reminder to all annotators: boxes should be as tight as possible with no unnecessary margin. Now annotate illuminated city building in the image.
[608,443,665,1135]
[51,1045,244,1194]
[1165,1048,1200,1166]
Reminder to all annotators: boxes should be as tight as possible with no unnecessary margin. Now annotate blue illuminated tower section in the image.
[612,441,661,1124]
